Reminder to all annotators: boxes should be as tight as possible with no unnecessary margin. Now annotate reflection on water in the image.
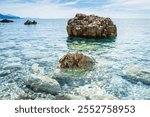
[0,19,150,100]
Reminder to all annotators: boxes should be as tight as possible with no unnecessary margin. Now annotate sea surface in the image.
[0,19,150,100]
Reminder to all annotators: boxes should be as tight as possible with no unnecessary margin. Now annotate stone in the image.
[0,83,27,100]
[24,74,61,95]
[123,65,150,85]
[67,13,117,38]
[3,62,22,70]
[0,19,14,23]
[0,70,11,77]
[24,20,37,25]
[72,84,118,100]
[59,53,95,69]
[31,63,44,74]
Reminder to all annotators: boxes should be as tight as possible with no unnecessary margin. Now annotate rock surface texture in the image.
[24,20,37,25]
[24,74,61,95]
[59,53,95,69]
[67,13,117,38]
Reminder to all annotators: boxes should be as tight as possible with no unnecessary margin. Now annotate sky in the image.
[0,0,150,18]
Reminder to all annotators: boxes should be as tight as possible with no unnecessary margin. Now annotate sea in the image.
[0,18,150,100]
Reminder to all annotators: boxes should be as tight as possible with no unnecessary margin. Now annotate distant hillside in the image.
[0,14,21,19]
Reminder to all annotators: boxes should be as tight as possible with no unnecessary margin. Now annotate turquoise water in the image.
[0,19,150,99]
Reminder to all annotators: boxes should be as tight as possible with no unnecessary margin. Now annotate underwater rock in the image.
[24,74,61,95]
[3,62,22,70]
[31,63,44,74]
[0,70,11,77]
[59,53,95,69]
[72,84,118,100]
[0,19,14,23]
[67,13,117,38]
[0,83,28,100]
[24,20,37,25]
[52,68,92,87]
[123,65,150,85]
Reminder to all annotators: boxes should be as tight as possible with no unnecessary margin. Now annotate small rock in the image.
[123,65,150,85]
[72,84,118,100]
[24,20,37,25]
[3,62,22,70]
[0,19,14,23]
[24,74,61,95]
[0,70,11,77]
[31,63,44,74]
[59,53,95,69]
[0,83,27,100]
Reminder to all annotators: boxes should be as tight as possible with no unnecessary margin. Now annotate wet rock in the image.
[24,20,37,25]
[31,63,44,74]
[24,74,61,95]
[0,83,28,100]
[67,13,117,38]
[0,19,14,23]
[123,65,150,85]
[59,53,95,69]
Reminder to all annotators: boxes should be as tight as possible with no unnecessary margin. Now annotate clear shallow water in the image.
[0,19,150,100]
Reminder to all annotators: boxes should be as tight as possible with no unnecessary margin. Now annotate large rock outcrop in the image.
[59,53,95,69]
[67,13,117,38]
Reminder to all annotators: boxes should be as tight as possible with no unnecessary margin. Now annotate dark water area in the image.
[0,18,150,100]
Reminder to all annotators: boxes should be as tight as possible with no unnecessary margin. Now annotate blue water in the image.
[0,19,150,99]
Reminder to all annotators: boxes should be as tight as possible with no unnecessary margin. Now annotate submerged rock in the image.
[71,84,118,100]
[59,53,95,69]
[31,63,44,74]
[67,13,117,38]
[0,19,14,23]
[24,20,37,25]
[3,62,22,70]
[0,70,11,77]
[123,65,150,85]
[24,74,61,95]
[0,83,27,100]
